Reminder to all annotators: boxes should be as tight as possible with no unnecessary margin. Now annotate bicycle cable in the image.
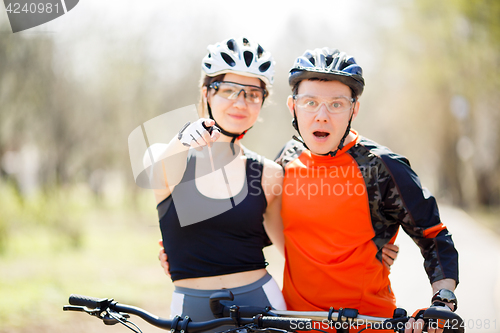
[108,310,143,333]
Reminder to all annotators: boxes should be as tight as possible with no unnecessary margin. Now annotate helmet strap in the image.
[207,101,251,155]
[328,110,354,157]
[292,108,313,152]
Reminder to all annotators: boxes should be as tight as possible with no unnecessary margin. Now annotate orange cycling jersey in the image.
[275,130,458,318]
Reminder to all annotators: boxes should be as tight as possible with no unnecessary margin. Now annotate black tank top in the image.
[157,149,270,281]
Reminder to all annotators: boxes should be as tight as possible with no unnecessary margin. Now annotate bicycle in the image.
[63,291,465,333]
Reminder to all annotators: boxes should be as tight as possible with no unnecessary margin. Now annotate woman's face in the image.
[204,73,264,135]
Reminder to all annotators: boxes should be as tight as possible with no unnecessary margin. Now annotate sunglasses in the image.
[209,81,268,104]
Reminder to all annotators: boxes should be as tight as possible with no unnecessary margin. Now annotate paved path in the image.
[390,205,500,333]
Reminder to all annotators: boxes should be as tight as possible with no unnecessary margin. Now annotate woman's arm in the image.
[143,119,220,204]
[261,159,285,257]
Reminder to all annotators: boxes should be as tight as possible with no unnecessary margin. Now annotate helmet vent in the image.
[227,39,236,51]
[309,57,315,66]
[259,61,271,73]
[242,37,249,46]
[244,51,253,67]
[221,52,236,67]
[204,63,212,69]
[325,55,333,68]
[257,45,264,58]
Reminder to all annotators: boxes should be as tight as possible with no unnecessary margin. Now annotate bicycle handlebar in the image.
[64,294,465,333]
[65,294,313,333]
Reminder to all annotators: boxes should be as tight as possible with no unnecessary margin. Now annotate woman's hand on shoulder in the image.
[158,240,171,277]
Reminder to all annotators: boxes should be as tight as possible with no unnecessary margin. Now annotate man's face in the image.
[287,79,359,155]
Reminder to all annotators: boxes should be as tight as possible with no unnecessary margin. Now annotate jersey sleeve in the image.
[379,153,459,286]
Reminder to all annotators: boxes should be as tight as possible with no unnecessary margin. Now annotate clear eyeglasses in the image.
[209,81,268,104]
[293,94,355,114]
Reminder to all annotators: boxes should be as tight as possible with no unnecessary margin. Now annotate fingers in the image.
[428,324,437,333]
[382,253,394,268]
[211,127,221,142]
[202,119,221,146]
[179,118,218,149]
[203,119,215,130]
[405,317,415,333]
[415,319,425,333]
[405,317,426,333]
[382,243,399,261]
[385,243,399,253]
[158,250,170,277]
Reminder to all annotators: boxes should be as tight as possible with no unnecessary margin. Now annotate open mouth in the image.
[313,131,330,138]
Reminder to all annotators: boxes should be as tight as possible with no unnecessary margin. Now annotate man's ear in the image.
[287,95,295,116]
[352,100,360,121]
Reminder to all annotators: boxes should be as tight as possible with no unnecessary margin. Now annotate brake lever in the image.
[63,305,106,319]
[63,305,89,312]
[103,308,131,325]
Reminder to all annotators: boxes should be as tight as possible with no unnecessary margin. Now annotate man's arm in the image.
[380,153,459,287]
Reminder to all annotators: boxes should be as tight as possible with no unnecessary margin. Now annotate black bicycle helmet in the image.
[289,48,364,97]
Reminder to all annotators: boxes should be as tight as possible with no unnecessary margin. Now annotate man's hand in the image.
[382,243,399,269]
[158,240,170,277]
[405,304,453,333]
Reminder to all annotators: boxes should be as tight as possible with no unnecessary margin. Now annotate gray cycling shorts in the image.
[170,273,286,324]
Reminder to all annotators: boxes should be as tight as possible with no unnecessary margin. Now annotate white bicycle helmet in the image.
[202,37,275,86]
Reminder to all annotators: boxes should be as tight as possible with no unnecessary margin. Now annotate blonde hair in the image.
[197,73,225,118]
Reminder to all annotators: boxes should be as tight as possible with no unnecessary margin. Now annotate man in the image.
[273,47,459,333]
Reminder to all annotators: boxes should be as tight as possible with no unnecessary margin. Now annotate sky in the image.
[1,0,405,85]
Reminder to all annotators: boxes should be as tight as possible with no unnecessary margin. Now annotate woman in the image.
[148,37,287,322]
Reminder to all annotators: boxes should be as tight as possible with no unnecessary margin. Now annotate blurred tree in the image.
[378,0,500,208]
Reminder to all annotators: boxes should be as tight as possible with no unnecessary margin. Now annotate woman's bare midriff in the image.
[173,269,267,290]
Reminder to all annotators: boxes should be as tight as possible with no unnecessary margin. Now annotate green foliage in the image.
[0,182,162,331]
[381,0,500,207]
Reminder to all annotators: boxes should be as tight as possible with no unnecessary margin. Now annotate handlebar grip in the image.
[423,307,465,333]
[69,294,108,309]
[258,316,313,331]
